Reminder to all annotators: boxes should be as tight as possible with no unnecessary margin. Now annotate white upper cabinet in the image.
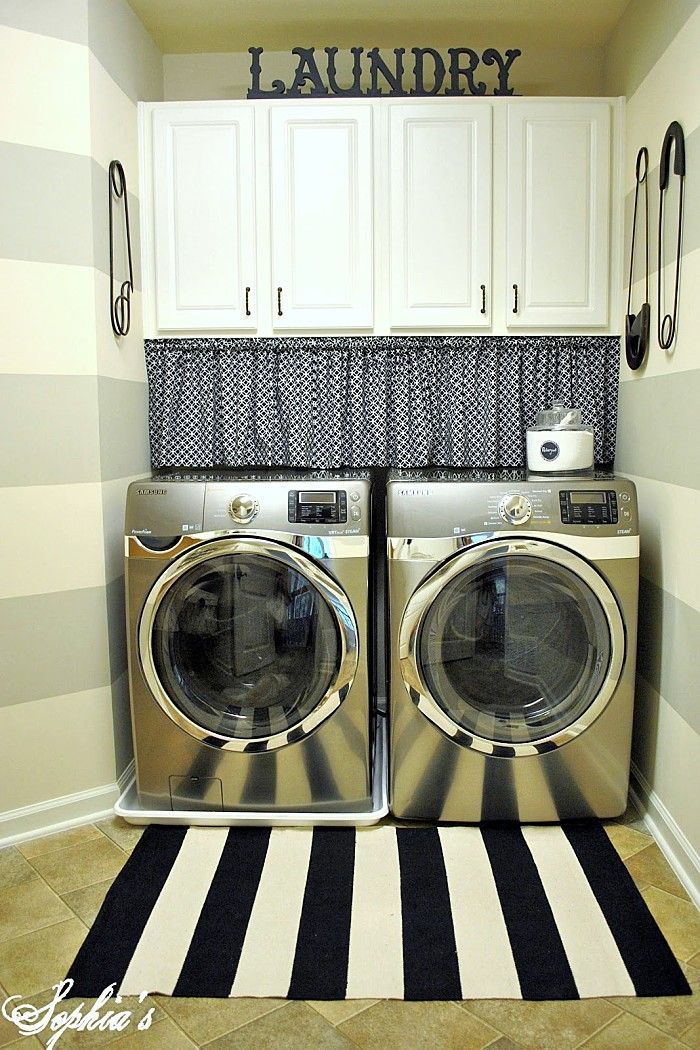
[141,98,620,336]
[269,104,373,330]
[389,103,492,328]
[506,102,611,328]
[152,104,257,331]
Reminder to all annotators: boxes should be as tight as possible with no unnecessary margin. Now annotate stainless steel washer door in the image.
[400,539,625,756]
[139,537,358,752]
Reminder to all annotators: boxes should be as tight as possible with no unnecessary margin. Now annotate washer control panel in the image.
[499,493,533,525]
[228,493,259,523]
[559,489,618,525]
[288,489,348,524]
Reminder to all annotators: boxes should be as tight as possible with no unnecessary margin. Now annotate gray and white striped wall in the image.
[0,0,162,840]
[605,0,700,901]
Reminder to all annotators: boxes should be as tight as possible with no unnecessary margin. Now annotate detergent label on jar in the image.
[540,440,560,461]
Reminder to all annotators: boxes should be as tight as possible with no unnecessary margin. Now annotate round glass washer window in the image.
[417,554,612,745]
[150,552,342,740]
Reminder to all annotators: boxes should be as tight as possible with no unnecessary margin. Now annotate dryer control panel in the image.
[559,489,618,525]
[386,473,638,538]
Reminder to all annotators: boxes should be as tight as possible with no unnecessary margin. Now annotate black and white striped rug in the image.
[67,824,690,1001]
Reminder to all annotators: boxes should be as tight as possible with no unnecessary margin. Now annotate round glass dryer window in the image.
[150,552,342,741]
[417,554,612,745]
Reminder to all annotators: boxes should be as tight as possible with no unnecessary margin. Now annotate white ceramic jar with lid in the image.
[526,401,594,473]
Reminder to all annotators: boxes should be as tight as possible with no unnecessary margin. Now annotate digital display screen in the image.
[299,491,336,504]
[570,491,607,505]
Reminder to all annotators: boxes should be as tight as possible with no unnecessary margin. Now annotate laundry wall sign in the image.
[248,46,522,98]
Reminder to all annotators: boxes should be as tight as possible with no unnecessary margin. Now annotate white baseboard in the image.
[0,761,135,849]
[629,761,700,910]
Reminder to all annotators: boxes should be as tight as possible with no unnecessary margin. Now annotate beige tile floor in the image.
[0,804,697,1049]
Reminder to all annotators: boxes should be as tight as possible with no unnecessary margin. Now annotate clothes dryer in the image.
[387,470,639,822]
[125,471,372,813]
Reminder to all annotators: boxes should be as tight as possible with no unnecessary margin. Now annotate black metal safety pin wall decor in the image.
[248,46,522,98]
[625,147,650,371]
[109,159,134,337]
[657,121,685,350]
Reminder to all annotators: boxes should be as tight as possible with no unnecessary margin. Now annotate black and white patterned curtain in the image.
[145,336,619,470]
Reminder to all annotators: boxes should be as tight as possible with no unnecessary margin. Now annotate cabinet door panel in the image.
[153,105,256,331]
[507,102,610,327]
[390,104,491,328]
[270,105,373,330]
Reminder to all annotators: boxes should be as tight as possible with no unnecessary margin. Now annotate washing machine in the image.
[125,471,372,812]
[387,470,639,822]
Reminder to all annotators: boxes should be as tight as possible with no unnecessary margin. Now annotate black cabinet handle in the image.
[512,283,518,314]
[480,284,486,315]
[245,286,251,317]
[277,287,283,317]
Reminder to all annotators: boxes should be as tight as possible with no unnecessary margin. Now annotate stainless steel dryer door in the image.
[138,537,358,752]
[400,538,625,757]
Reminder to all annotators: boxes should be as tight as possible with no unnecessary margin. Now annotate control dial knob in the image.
[499,493,532,525]
[228,493,259,523]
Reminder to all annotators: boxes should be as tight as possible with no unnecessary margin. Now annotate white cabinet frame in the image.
[139,97,623,339]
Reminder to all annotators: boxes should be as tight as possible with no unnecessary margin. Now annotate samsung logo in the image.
[397,487,431,497]
[137,488,167,496]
